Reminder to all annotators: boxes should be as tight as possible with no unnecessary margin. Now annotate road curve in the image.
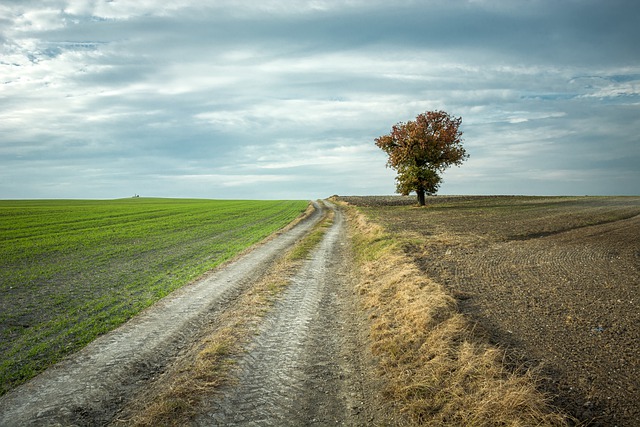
[0,202,325,427]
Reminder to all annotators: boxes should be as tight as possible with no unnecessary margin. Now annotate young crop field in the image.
[0,198,308,396]
[340,195,640,426]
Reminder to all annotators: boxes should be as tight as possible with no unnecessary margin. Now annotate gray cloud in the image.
[1,0,639,199]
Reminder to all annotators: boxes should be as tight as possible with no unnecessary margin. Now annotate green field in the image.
[0,198,308,395]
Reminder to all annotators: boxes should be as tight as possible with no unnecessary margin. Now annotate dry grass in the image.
[111,203,332,427]
[344,203,571,426]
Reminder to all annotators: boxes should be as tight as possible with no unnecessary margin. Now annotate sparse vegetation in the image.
[286,208,334,261]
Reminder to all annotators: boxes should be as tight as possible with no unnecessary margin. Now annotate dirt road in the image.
[195,201,376,426]
[0,201,375,426]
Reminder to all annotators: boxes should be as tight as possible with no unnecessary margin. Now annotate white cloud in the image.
[576,76,640,99]
[170,173,290,188]
[12,8,65,32]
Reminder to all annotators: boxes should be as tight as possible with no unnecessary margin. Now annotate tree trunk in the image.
[416,189,426,206]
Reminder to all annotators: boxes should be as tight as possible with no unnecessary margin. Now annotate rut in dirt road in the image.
[196,201,371,426]
[0,203,324,427]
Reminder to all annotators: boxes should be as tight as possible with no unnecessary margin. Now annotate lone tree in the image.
[375,110,468,206]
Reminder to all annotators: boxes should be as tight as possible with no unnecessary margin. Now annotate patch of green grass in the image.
[286,208,333,261]
[0,198,308,395]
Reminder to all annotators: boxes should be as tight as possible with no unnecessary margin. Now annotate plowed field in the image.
[340,195,640,426]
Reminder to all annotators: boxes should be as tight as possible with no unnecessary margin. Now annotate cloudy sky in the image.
[1,0,639,199]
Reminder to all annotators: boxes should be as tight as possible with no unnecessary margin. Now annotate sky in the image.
[1,0,639,200]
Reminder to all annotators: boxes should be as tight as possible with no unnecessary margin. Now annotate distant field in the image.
[0,198,308,395]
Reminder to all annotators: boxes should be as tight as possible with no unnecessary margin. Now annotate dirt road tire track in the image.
[0,202,326,427]
[195,201,378,426]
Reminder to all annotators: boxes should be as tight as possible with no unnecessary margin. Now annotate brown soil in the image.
[341,195,640,426]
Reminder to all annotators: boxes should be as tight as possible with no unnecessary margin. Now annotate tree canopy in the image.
[375,110,468,206]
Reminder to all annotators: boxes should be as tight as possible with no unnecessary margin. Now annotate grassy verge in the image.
[286,208,334,261]
[0,198,308,396]
[342,202,571,426]
[113,202,334,426]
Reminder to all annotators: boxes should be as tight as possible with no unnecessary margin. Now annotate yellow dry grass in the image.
[344,203,571,426]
